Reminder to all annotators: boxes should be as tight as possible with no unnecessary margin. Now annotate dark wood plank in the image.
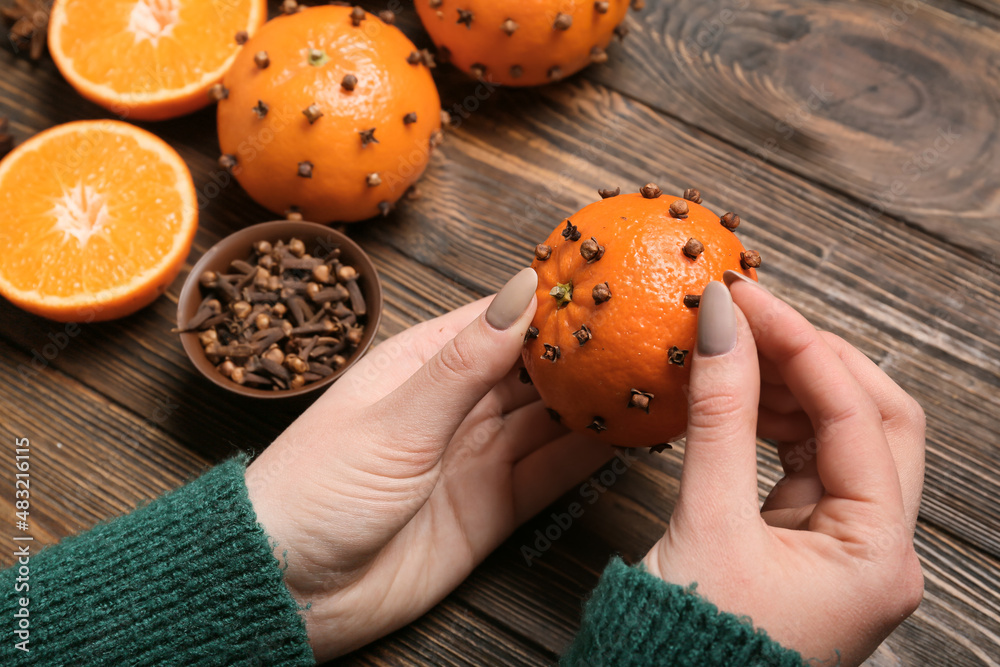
[579,0,1000,257]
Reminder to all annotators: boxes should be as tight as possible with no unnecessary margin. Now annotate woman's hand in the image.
[642,273,926,666]
[245,268,611,662]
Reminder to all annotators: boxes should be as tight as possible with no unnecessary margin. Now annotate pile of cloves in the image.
[178,237,367,391]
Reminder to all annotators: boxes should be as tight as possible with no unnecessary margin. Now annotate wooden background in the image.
[2,0,999,664]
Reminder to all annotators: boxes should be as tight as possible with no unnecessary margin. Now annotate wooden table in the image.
[2,1,998,664]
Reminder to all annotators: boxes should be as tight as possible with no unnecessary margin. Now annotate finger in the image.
[819,332,925,530]
[759,382,802,415]
[498,400,570,463]
[512,433,616,524]
[489,366,542,415]
[676,282,762,529]
[725,271,904,518]
[374,268,538,462]
[756,407,814,442]
[327,296,491,404]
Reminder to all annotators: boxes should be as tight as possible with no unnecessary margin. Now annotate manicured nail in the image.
[723,269,768,293]
[697,281,737,356]
[486,268,537,330]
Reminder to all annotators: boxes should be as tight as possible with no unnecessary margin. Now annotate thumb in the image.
[676,281,762,529]
[375,267,538,455]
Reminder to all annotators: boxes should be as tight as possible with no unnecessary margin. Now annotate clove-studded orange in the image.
[415,0,636,87]
[216,4,443,223]
[522,186,760,448]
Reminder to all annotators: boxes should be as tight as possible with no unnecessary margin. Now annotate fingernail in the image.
[698,281,737,356]
[723,270,769,293]
[486,268,537,330]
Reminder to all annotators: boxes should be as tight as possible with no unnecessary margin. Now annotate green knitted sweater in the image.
[2,456,804,666]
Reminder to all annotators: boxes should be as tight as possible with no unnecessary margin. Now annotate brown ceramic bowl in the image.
[177,220,383,398]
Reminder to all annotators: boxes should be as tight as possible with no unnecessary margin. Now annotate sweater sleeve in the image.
[561,557,806,667]
[1,455,315,666]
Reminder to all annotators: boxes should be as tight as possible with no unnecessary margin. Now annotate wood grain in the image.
[584,0,1000,257]
[1,1,998,665]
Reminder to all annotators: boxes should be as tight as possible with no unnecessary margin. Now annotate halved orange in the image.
[0,120,198,322]
[49,0,267,121]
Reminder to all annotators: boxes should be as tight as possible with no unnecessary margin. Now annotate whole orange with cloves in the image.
[415,0,637,86]
[521,185,761,448]
[216,3,442,223]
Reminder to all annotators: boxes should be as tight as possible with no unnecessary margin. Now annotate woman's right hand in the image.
[642,273,926,666]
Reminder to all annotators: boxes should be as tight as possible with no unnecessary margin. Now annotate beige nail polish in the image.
[698,281,737,356]
[723,270,768,292]
[485,268,537,330]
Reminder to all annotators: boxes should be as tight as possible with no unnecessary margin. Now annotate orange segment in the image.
[0,120,198,322]
[49,0,267,120]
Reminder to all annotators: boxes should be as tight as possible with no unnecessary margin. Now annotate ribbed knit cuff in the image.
[2,455,314,666]
[561,557,805,667]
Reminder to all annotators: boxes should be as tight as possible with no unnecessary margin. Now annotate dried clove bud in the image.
[587,417,607,433]
[218,360,236,378]
[592,282,612,304]
[650,443,673,454]
[378,201,394,217]
[297,161,313,178]
[366,172,382,187]
[254,51,270,69]
[669,200,689,219]
[235,30,248,45]
[594,1,610,13]
[683,238,704,259]
[403,112,418,125]
[502,18,518,35]
[232,300,252,319]
[580,237,605,263]
[640,183,662,198]
[379,10,395,24]
[553,13,572,30]
[457,8,474,27]
[547,66,563,81]
[524,326,539,342]
[720,212,740,231]
[572,324,592,346]
[470,63,487,79]
[740,250,762,269]
[341,74,358,90]
[252,100,269,118]
[628,389,653,413]
[562,220,582,241]
[360,128,379,146]
[683,188,702,204]
[209,84,229,101]
[288,238,306,257]
[590,46,608,63]
[535,244,552,261]
[542,344,561,362]
[350,6,366,26]
[667,346,689,366]
[218,154,237,172]
[407,50,422,65]
[281,0,297,14]
[303,104,323,124]
[198,329,219,347]
[683,294,701,308]
[199,271,219,288]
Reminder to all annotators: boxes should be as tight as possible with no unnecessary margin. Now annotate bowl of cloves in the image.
[176,219,383,398]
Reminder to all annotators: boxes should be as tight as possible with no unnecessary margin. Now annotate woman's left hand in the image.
[245,268,611,661]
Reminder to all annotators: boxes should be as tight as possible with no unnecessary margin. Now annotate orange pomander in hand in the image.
[522,185,760,448]
[216,5,443,223]
[415,0,636,86]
